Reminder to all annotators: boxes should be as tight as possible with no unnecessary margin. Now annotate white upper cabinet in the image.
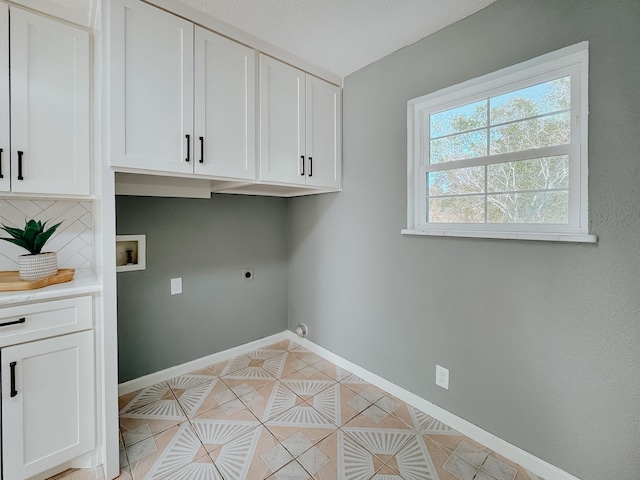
[259,55,306,185]
[259,55,341,190]
[110,1,342,196]
[112,1,257,181]
[111,0,194,174]
[5,6,90,196]
[0,3,9,193]
[305,75,341,189]
[195,28,256,180]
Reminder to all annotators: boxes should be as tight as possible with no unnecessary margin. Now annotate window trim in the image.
[404,42,596,243]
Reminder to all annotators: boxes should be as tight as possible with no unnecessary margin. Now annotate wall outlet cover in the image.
[171,277,182,295]
[436,364,449,390]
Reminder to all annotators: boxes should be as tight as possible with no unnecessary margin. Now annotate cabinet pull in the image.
[0,148,3,178]
[10,361,17,397]
[17,151,24,180]
[300,155,305,176]
[308,157,313,177]
[0,317,25,328]
[199,136,204,164]
[185,135,191,162]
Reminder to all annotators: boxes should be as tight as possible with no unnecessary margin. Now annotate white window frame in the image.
[403,42,596,243]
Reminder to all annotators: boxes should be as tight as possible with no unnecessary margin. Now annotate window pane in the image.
[490,112,570,154]
[487,191,568,224]
[487,156,569,193]
[430,100,487,138]
[429,195,484,223]
[430,130,487,164]
[429,166,485,196]
[490,76,571,125]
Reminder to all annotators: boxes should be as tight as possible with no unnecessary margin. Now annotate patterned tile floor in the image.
[54,340,545,480]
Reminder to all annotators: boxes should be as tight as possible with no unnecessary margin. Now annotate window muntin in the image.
[407,43,590,240]
[490,76,570,124]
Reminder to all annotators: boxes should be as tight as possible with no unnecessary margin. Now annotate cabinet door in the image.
[259,55,306,185]
[111,0,194,174]
[9,8,90,195]
[2,330,95,479]
[305,76,342,189]
[195,28,256,180]
[0,3,8,193]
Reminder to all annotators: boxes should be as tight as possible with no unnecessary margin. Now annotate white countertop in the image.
[0,269,101,306]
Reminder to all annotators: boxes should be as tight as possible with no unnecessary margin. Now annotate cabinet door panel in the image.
[195,28,255,179]
[259,55,305,185]
[112,0,193,174]
[2,330,94,479]
[0,3,8,192]
[10,7,90,195]
[306,76,341,189]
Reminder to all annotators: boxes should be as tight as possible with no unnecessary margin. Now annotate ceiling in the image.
[177,0,496,77]
[53,0,496,78]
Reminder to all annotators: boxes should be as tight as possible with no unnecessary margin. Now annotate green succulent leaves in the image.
[0,219,62,255]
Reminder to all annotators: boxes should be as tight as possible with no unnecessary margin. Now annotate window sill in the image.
[401,229,597,244]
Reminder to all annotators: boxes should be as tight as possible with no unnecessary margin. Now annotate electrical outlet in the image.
[242,268,254,281]
[436,365,449,390]
[171,277,182,295]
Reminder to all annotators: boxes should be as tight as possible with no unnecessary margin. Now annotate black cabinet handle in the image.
[0,317,25,328]
[300,155,305,176]
[17,151,24,180]
[308,157,313,177]
[10,361,17,397]
[0,148,3,178]
[185,135,191,162]
[199,136,204,164]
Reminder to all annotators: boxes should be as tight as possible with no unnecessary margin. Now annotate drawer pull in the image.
[0,317,25,328]
[10,361,17,397]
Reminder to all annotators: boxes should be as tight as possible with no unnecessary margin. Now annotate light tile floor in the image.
[53,340,544,480]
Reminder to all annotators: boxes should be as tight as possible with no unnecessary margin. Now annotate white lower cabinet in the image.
[0,297,95,480]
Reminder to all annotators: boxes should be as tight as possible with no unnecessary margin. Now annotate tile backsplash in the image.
[0,199,93,270]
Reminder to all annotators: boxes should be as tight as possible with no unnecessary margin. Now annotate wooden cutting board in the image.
[0,269,75,292]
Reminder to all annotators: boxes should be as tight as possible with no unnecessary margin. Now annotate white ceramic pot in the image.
[19,252,58,281]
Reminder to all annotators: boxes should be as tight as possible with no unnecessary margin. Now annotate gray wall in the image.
[288,1,640,479]
[116,194,288,382]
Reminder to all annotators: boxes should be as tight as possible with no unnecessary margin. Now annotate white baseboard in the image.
[118,329,580,480]
[282,331,582,480]
[118,331,289,395]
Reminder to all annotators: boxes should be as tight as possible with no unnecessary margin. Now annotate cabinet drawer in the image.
[0,296,92,346]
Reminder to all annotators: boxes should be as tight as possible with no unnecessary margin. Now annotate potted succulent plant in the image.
[0,219,62,280]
